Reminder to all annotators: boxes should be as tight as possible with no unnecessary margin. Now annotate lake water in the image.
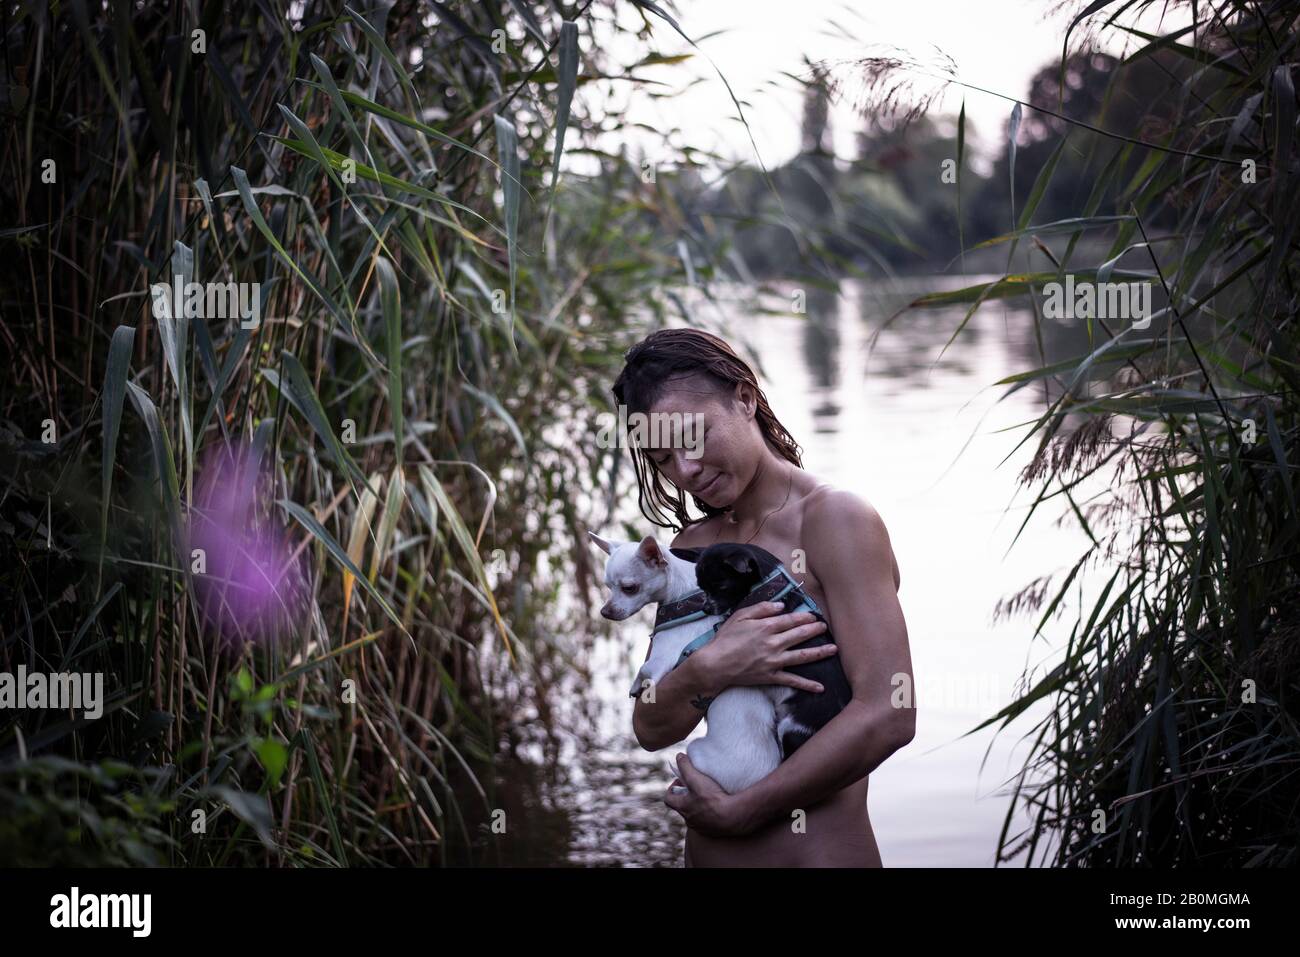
[537,276,1101,867]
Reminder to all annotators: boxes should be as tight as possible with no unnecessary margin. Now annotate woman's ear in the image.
[734,381,757,418]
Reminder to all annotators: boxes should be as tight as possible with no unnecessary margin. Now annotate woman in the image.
[613,328,914,867]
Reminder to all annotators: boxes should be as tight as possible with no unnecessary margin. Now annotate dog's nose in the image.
[600,603,616,620]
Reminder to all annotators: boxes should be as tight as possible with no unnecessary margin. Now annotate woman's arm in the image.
[631,649,715,751]
[632,604,835,751]
[668,491,915,834]
[632,523,837,752]
[736,491,913,830]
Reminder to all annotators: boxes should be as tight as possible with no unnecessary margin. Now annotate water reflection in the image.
[801,282,842,433]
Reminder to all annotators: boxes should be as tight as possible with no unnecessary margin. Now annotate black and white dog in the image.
[689,542,852,758]
[591,532,851,792]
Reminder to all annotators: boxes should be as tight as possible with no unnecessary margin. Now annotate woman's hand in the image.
[662,753,756,837]
[693,601,835,694]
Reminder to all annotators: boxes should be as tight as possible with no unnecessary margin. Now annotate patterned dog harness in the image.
[642,563,823,684]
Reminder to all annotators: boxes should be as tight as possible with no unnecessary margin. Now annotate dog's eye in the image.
[621,583,640,595]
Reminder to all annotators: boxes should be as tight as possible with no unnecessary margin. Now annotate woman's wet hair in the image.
[612,328,803,530]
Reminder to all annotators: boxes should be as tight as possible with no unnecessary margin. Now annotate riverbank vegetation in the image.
[0,0,749,865]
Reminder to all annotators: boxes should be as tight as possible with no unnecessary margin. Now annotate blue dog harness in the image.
[648,563,824,674]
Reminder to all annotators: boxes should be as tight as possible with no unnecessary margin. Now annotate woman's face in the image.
[641,378,761,508]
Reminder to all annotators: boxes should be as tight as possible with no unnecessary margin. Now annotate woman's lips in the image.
[699,473,721,497]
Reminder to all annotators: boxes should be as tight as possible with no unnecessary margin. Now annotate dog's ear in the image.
[587,531,616,554]
[724,552,756,576]
[636,535,668,568]
[669,546,702,563]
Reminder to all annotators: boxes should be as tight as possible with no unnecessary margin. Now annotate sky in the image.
[583,0,1187,172]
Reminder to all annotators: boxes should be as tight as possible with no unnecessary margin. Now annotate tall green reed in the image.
[0,0,733,866]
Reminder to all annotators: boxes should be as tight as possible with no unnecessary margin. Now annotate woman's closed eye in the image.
[647,430,707,470]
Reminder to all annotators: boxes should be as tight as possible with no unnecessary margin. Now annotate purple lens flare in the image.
[189,440,307,649]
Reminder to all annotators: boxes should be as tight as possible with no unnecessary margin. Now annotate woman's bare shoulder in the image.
[670,518,720,549]
[800,483,899,588]
[802,482,884,525]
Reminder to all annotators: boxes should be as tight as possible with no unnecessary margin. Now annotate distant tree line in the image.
[672,48,1192,277]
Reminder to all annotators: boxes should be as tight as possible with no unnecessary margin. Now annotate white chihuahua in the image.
[589,531,782,794]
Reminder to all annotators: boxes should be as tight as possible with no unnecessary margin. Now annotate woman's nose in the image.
[674,449,703,479]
